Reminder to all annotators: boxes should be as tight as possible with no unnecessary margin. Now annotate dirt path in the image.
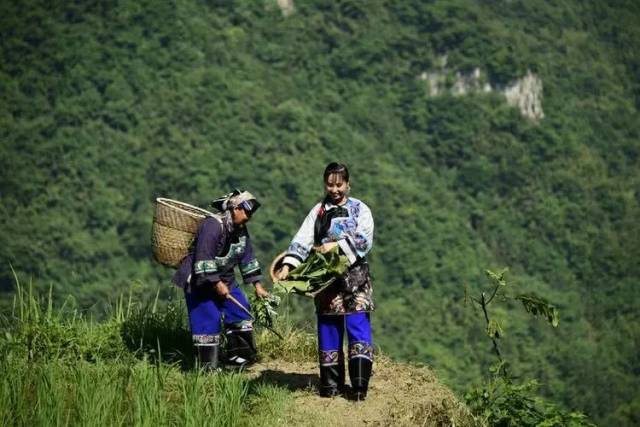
[248,357,473,427]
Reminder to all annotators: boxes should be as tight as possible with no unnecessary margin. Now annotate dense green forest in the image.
[1,1,638,425]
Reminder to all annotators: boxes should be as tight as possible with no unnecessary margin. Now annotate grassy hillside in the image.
[0,284,474,427]
[1,1,638,425]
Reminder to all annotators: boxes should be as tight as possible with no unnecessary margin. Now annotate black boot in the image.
[193,334,220,372]
[348,358,372,401]
[319,364,343,397]
[337,352,346,393]
[195,343,220,371]
[224,329,257,368]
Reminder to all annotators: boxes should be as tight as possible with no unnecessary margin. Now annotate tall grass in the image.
[253,292,318,363]
[0,357,257,426]
[255,321,317,363]
[2,276,128,363]
[0,277,294,427]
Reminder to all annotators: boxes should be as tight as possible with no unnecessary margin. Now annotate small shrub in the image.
[464,270,595,426]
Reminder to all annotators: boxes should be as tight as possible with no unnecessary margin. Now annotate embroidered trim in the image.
[193,334,221,345]
[194,260,218,274]
[240,259,260,275]
[288,241,310,259]
[194,236,247,274]
[317,198,371,257]
[319,350,341,366]
[353,231,370,252]
[349,342,373,361]
[326,217,358,242]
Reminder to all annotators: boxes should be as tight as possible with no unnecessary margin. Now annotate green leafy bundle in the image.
[275,248,349,297]
[250,294,281,329]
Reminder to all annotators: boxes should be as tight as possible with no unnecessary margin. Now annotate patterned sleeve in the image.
[192,218,224,287]
[337,202,374,265]
[283,203,321,268]
[239,232,263,284]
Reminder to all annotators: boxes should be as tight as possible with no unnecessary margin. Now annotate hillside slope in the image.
[250,358,473,427]
[0,286,474,427]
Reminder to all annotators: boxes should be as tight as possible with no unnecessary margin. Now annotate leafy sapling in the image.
[464,269,594,427]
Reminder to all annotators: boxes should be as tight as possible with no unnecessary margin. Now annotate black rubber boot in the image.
[196,343,220,371]
[319,365,343,397]
[337,359,346,393]
[224,329,257,368]
[348,358,372,401]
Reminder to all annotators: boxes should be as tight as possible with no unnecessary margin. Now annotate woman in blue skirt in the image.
[276,163,375,400]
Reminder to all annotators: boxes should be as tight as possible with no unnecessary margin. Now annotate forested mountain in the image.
[1,1,638,425]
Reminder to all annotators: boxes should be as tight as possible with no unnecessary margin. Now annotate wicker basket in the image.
[269,251,288,282]
[151,198,215,268]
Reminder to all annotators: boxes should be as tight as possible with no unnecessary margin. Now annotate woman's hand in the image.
[214,281,230,297]
[254,282,269,298]
[314,241,338,254]
[275,265,290,281]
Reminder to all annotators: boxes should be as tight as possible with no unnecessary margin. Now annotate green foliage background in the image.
[1,1,638,425]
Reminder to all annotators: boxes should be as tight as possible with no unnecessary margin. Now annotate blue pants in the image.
[317,312,373,366]
[185,285,252,341]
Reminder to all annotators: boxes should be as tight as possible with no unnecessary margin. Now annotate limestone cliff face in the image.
[420,69,491,97]
[502,71,544,121]
[419,58,544,121]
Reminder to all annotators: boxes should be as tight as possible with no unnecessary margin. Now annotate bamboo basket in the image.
[269,251,287,282]
[151,198,214,268]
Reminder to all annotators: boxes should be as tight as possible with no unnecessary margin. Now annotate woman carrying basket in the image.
[276,162,375,400]
[173,190,269,370]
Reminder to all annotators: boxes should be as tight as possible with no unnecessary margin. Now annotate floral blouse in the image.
[283,197,375,314]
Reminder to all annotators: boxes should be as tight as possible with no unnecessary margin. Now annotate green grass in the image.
[0,357,279,427]
[0,280,294,427]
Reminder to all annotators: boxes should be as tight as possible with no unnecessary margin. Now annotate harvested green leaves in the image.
[250,294,281,329]
[275,248,349,297]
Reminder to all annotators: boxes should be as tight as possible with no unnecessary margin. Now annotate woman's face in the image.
[231,206,250,225]
[325,173,349,205]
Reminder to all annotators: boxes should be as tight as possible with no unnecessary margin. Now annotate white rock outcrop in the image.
[419,61,544,121]
[502,71,544,121]
[419,71,446,97]
[277,0,295,17]
[452,68,492,96]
